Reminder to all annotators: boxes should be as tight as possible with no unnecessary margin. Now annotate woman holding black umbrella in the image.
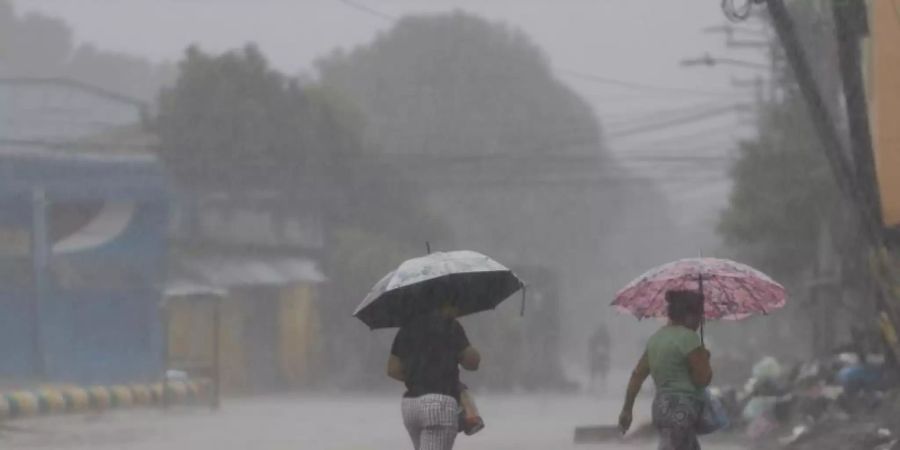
[387,299,481,450]
[354,250,523,449]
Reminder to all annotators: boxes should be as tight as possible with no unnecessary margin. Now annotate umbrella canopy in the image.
[612,257,786,320]
[353,250,524,329]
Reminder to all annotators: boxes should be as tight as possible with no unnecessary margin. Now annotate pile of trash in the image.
[711,352,899,449]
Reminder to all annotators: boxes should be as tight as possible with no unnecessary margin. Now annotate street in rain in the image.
[0,1,899,450]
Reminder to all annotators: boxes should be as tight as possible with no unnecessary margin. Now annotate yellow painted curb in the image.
[37,389,67,414]
[149,383,164,403]
[130,385,152,406]
[8,391,40,417]
[88,387,111,410]
[62,388,91,412]
[166,382,188,402]
[0,379,212,420]
[0,396,10,420]
[109,386,134,408]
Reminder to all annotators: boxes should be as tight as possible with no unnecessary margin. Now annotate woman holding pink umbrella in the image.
[618,290,712,450]
[613,257,787,450]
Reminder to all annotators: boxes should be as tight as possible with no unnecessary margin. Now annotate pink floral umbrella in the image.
[612,257,787,321]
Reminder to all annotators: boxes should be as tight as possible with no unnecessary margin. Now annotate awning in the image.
[176,256,326,289]
[164,280,228,298]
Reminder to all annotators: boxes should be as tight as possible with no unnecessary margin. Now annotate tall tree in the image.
[317,11,601,157]
[154,45,356,188]
[718,94,839,281]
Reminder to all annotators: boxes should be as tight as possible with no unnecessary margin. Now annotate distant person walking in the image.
[588,323,611,391]
[387,301,482,450]
[618,290,712,450]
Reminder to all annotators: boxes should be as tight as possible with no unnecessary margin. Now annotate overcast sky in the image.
[15,0,770,230]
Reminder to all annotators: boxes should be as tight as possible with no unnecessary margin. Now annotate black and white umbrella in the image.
[353,250,524,329]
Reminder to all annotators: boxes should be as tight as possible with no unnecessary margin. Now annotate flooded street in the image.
[1,394,744,450]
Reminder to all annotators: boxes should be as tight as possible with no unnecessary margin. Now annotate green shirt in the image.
[646,325,703,398]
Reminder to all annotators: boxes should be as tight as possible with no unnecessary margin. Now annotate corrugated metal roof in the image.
[177,256,326,289]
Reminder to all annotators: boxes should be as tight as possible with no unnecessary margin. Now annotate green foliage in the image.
[718,92,839,282]
[717,1,849,285]
[317,11,602,156]
[154,45,363,188]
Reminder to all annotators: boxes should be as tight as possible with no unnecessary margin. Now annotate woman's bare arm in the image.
[622,351,650,413]
[387,355,405,382]
[459,346,481,371]
[687,347,712,388]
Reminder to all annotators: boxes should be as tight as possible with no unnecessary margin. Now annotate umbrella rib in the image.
[737,278,767,315]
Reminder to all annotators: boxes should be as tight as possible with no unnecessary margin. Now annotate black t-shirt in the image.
[391,314,470,401]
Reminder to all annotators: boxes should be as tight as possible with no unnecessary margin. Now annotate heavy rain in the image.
[0,0,898,449]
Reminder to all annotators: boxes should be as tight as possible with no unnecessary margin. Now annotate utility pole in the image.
[832,0,882,225]
[30,189,48,379]
[763,0,881,247]
[761,0,900,359]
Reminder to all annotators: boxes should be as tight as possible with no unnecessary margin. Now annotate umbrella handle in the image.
[520,284,527,317]
[698,273,705,347]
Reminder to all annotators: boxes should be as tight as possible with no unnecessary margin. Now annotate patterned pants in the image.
[401,394,459,450]
[652,393,703,450]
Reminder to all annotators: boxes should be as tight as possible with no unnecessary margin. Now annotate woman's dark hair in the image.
[666,290,704,322]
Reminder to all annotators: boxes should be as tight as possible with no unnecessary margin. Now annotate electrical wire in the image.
[601,101,734,127]
[606,105,740,139]
[336,0,396,22]
[333,0,746,100]
[559,68,736,97]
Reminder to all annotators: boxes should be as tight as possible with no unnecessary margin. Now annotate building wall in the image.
[870,0,900,226]
[0,197,168,383]
[166,282,322,393]
[278,284,321,388]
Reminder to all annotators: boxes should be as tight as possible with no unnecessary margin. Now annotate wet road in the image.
[0,394,744,449]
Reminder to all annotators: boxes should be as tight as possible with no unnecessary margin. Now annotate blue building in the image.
[0,78,169,384]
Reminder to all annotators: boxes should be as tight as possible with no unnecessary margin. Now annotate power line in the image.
[612,125,740,148]
[615,142,739,158]
[601,101,734,127]
[607,105,740,139]
[559,68,737,97]
[336,0,397,22]
[614,155,737,164]
[332,0,745,100]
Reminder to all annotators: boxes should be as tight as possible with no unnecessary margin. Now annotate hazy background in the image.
[5,0,772,386]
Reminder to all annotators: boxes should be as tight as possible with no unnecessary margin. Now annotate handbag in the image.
[696,388,729,435]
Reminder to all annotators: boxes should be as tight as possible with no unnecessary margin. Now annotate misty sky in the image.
[15,0,768,233]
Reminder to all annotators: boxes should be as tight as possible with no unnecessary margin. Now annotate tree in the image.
[153,45,441,238]
[154,45,357,188]
[718,95,839,281]
[316,11,601,157]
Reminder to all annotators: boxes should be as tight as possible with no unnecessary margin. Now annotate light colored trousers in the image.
[401,394,459,450]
